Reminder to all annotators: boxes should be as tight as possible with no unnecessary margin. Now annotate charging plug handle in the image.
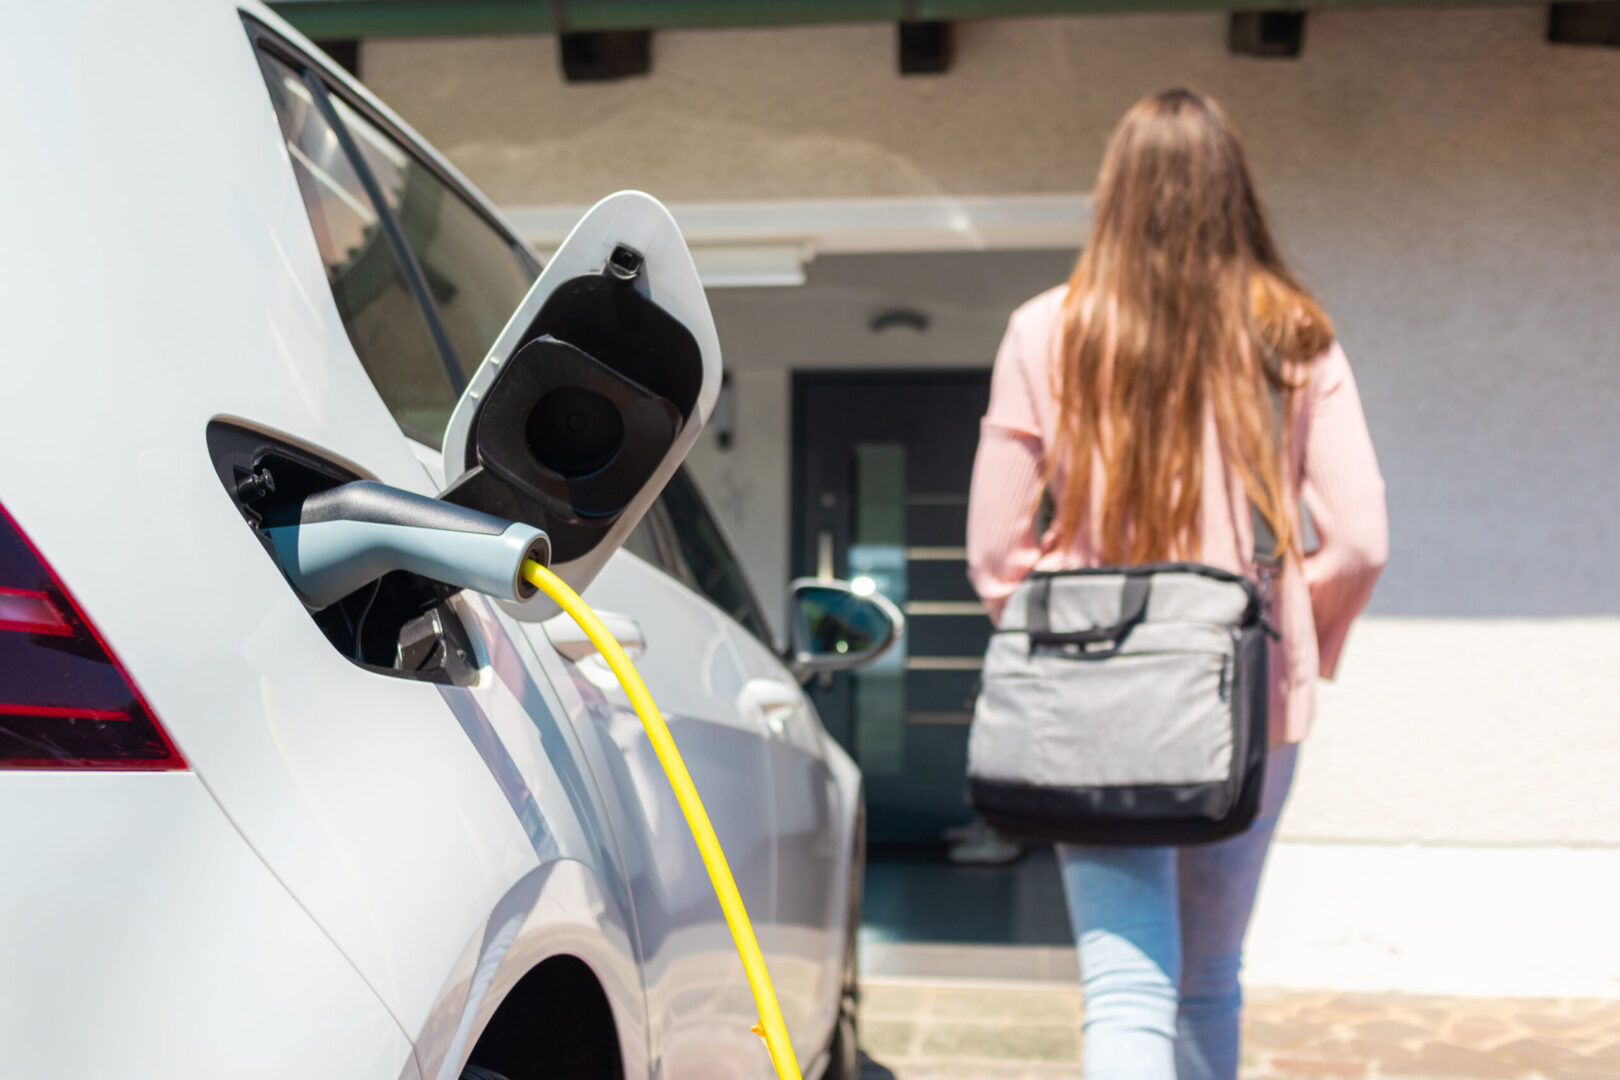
[263,481,550,608]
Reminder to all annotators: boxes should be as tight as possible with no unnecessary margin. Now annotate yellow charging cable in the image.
[520,559,803,1080]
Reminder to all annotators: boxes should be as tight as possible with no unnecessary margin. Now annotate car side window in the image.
[655,471,776,648]
[326,95,536,388]
[257,52,456,446]
[256,42,537,448]
[620,493,766,640]
[621,503,676,570]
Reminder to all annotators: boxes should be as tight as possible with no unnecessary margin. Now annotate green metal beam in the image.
[268,0,1582,40]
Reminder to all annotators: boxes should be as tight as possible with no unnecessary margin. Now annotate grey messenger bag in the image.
[966,512,1279,846]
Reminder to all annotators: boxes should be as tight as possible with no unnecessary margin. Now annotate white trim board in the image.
[1245,842,1620,999]
[505,194,1093,286]
[862,843,1620,999]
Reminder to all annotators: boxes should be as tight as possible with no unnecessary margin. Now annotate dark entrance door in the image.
[793,370,994,843]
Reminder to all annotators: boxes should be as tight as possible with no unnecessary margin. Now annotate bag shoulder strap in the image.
[1250,368,1286,574]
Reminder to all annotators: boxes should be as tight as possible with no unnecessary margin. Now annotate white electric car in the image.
[0,4,894,1078]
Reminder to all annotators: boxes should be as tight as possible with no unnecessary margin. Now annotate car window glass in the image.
[658,471,774,646]
[328,95,536,389]
[621,504,672,570]
[256,52,458,447]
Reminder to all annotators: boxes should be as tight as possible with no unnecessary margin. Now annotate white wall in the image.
[681,369,793,641]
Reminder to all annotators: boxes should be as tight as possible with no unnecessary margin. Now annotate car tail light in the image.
[0,502,186,770]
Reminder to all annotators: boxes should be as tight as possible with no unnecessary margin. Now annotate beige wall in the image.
[364,9,1620,846]
[364,7,1620,207]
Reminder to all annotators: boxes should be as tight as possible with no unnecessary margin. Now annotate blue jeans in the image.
[1056,745,1298,1080]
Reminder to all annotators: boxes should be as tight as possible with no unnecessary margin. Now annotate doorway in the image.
[793,370,994,844]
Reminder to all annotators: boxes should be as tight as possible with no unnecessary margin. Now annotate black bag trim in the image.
[970,780,1251,846]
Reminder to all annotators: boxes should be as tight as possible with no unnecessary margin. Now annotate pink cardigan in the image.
[966,287,1388,745]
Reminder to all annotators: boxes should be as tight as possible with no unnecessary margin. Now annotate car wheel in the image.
[825,801,865,1080]
[825,955,859,1080]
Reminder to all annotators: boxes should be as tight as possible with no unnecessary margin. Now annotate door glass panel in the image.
[256,52,458,447]
[849,443,907,776]
[328,96,536,388]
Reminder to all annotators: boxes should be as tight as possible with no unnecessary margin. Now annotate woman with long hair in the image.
[966,88,1388,1080]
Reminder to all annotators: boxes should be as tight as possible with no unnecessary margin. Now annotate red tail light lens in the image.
[0,502,186,770]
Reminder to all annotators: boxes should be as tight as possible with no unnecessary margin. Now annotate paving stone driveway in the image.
[856,979,1620,1079]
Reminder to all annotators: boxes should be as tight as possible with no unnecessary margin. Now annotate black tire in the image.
[824,800,865,1080]
[825,1001,859,1080]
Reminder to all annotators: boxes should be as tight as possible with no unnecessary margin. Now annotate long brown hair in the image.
[1051,88,1333,564]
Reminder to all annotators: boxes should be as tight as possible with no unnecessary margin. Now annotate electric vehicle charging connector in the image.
[262,481,550,608]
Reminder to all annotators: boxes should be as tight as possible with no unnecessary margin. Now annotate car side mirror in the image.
[438,192,721,617]
[786,578,905,683]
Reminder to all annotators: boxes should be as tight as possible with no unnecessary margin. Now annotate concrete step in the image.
[857,977,1620,1079]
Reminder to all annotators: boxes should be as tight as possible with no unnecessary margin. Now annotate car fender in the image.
[821,729,866,924]
[414,858,649,1080]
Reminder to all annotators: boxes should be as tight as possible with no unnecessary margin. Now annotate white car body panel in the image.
[1,0,627,1042]
[541,550,781,1078]
[0,773,415,1079]
[730,626,844,1056]
[411,859,651,1080]
[0,2,862,1078]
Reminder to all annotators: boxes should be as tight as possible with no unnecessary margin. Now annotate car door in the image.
[546,546,779,1080]
[635,473,842,1063]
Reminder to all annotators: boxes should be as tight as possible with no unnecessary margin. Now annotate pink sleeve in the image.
[1300,343,1389,678]
[967,313,1048,626]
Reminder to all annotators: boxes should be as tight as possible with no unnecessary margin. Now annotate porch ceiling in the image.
[269,0,1582,39]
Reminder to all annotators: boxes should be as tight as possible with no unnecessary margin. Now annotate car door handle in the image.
[738,678,803,738]
[541,609,646,663]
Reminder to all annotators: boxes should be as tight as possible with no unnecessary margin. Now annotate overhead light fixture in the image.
[690,244,810,288]
[1229,12,1305,58]
[898,21,953,75]
[870,309,930,334]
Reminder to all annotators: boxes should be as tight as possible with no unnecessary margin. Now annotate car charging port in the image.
[207,421,483,686]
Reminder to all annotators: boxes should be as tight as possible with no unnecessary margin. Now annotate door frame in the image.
[789,368,993,829]
[789,367,993,581]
